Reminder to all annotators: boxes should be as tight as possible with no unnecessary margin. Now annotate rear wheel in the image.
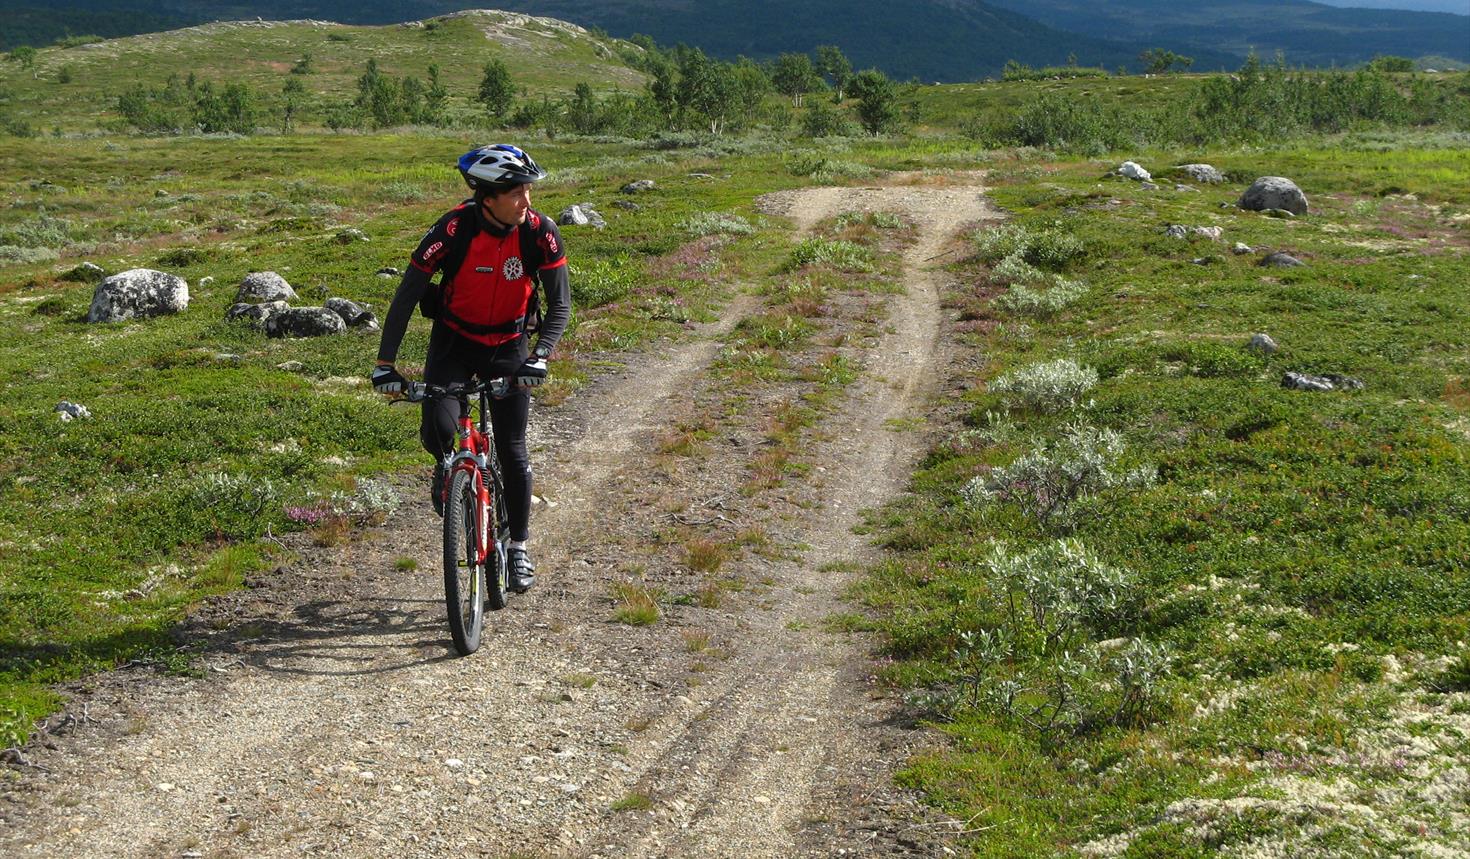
[442,468,484,655]
[484,468,509,611]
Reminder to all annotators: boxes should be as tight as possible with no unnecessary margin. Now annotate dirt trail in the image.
[1,176,997,858]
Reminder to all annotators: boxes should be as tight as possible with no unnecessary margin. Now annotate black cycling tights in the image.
[420,326,533,542]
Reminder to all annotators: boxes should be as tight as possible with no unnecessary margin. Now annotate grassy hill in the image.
[1,1,1246,81]
[0,11,645,131]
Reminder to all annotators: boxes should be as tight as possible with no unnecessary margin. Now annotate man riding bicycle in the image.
[372,144,571,594]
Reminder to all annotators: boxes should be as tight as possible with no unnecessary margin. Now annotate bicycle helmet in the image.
[457,144,547,191]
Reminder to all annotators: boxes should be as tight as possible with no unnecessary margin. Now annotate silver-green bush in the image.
[989,358,1098,413]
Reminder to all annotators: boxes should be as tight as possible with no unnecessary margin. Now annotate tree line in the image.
[102,42,903,138]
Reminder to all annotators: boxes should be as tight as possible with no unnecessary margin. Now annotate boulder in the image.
[1232,242,1253,255]
[87,269,189,323]
[559,204,606,229]
[376,266,401,278]
[1164,224,1190,239]
[55,401,91,422]
[577,202,606,229]
[1239,177,1308,216]
[235,272,297,304]
[1178,164,1225,184]
[1260,251,1305,268]
[325,297,379,330]
[225,300,288,329]
[621,179,656,194]
[1194,226,1223,241]
[1118,161,1151,181]
[612,200,641,212]
[335,227,369,243]
[265,307,347,338]
[1247,333,1278,355]
[199,276,215,286]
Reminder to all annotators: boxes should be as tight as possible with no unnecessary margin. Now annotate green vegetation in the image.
[611,582,661,626]
[855,138,1470,855]
[611,791,653,811]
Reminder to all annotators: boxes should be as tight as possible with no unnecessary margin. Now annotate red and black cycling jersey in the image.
[409,204,567,347]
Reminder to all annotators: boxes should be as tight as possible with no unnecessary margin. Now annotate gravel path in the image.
[0,176,998,858]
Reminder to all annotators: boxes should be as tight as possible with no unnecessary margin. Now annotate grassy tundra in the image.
[4,15,1470,856]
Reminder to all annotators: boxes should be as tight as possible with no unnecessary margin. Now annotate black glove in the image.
[515,354,549,387]
[372,364,406,395]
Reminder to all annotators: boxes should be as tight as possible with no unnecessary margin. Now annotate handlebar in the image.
[396,378,514,403]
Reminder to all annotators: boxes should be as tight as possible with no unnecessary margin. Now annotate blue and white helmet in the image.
[457,144,547,190]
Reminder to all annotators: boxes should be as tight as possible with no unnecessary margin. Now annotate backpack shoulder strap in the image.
[437,199,480,283]
[519,211,547,335]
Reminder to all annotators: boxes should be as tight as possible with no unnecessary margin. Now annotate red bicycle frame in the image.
[449,409,493,566]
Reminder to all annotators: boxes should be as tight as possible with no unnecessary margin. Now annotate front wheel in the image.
[443,468,485,655]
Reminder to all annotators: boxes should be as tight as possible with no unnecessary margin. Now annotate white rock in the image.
[1118,161,1151,181]
[87,269,189,323]
[234,271,296,304]
[55,401,91,421]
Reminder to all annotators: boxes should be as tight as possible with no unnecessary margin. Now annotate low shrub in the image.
[785,238,873,272]
[989,358,1098,413]
[680,212,755,236]
[964,424,1156,528]
[994,280,1088,318]
[974,222,1086,272]
[570,253,638,307]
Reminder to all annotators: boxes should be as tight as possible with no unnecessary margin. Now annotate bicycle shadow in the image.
[205,594,461,677]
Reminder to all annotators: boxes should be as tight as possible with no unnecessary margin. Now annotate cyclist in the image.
[372,144,571,593]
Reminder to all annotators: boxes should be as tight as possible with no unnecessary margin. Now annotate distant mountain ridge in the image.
[3,0,1467,75]
[981,0,1470,67]
[1314,0,1468,13]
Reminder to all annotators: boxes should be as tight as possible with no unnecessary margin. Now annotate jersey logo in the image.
[424,240,444,260]
[502,256,525,281]
[446,217,459,237]
[545,233,558,255]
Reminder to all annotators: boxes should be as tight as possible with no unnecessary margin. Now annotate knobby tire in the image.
[443,468,485,655]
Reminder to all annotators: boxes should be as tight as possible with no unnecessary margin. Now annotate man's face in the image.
[484,183,531,226]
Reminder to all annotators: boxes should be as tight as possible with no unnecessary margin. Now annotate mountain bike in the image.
[403,379,513,656]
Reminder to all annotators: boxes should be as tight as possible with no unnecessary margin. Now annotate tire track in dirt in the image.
[0,176,998,859]
[580,178,1000,857]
